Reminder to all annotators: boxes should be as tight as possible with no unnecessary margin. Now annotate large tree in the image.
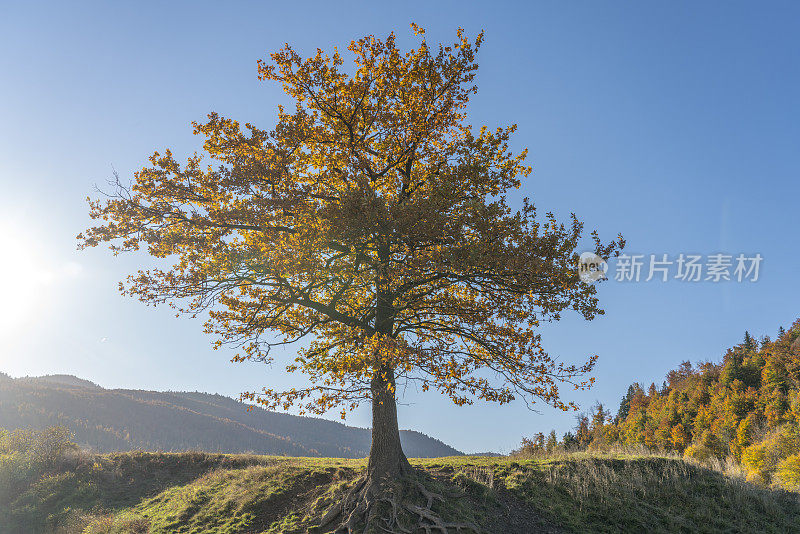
[80,25,622,532]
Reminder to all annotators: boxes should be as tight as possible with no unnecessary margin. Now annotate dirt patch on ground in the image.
[489,486,562,534]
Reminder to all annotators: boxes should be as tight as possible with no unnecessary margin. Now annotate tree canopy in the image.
[79,24,622,421]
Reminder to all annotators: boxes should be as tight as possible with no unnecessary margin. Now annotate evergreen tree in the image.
[562,431,578,450]
[744,331,756,352]
[617,385,635,422]
[720,348,744,385]
[591,403,610,443]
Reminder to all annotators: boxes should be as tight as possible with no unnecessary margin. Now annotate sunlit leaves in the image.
[79,25,622,419]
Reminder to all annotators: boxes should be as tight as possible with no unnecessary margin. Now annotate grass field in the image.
[2,444,800,533]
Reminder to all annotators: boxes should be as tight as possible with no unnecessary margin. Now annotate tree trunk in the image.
[367,366,412,481]
[368,244,410,482]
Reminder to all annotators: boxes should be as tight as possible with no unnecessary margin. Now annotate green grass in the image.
[499,455,799,533]
[2,449,799,533]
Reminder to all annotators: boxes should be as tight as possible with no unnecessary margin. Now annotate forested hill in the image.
[520,318,800,491]
[0,373,461,458]
[604,320,800,480]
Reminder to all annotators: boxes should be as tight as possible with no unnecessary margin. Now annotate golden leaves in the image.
[79,24,622,420]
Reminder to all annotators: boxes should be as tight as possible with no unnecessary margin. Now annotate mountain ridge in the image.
[0,374,462,458]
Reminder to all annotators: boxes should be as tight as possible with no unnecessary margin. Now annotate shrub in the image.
[0,425,76,466]
[0,425,79,522]
[741,424,800,484]
[683,431,725,464]
[775,454,800,490]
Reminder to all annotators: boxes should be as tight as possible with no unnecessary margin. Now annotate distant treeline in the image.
[0,374,461,458]
[519,319,800,490]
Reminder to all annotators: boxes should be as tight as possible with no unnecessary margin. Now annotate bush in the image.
[775,454,800,490]
[741,424,800,485]
[31,426,76,466]
[683,431,725,464]
[0,425,76,466]
[0,426,79,529]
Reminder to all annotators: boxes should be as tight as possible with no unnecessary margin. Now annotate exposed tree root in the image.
[316,473,481,534]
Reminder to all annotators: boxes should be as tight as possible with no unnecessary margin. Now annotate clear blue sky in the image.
[1,1,798,454]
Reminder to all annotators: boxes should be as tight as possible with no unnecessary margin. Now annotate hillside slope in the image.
[1,447,798,533]
[0,374,461,458]
[548,319,800,490]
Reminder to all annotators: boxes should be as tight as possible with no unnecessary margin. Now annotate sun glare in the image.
[0,231,56,337]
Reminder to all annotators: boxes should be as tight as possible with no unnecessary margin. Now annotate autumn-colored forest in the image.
[521,318,800,490]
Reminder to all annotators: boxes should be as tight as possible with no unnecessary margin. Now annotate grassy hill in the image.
[0,373,460,458]
[2,428,799,533]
